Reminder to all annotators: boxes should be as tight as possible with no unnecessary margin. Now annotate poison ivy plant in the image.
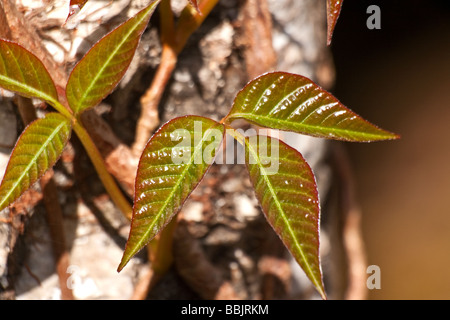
[0,1,160,217]
[0,0,399,300]
[225,72,397,142]
[118,71,398,299]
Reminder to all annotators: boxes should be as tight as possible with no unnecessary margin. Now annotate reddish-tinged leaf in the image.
[66,0,160,115]
[67,0,89,19]
[226,72,399,142]
[327,0,343,45]
[245,134,326,299]
[118,116,224,271]
[0,40,59,107]
[70,0,88,9]
[0,113,72,212]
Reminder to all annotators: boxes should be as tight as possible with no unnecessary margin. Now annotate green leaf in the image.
[0,39,59,107]
[118,115,224,271]
[65,0,160,115]
[226,72,399,142]
[0,113,72,212]
[244,134,326,299]
[327,0,344,45]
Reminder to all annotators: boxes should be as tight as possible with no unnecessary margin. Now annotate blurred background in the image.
[330,0,450,299]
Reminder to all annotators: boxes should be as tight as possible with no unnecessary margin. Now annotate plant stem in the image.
[222,123,245,146]
[131,0,220,156]
[149,217,177,275]
[128,0,221,295]
[72,117,132,220]
[174,0,219,54]
[132,43,177,157]
[130,217,177,299]
[159,0,175,45]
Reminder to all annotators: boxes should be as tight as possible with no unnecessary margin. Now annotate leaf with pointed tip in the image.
[226,72,399,142]
[66,0,160,115]
[0,39,59,107]
[244,134,326,299]
[0,113,72,212]
[67,0,88,20]
[70,0,88,9]
[118,116,224,271]
[327,0,344,45]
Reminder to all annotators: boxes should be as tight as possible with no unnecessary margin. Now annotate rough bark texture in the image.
[0,0,364,300]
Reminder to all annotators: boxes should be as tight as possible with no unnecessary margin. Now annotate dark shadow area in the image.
[331,0,450,299]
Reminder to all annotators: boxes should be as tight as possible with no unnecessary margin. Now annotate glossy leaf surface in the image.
[226,72,399,142]
[0,40,59,107]
[327,0,343,45]
[118,116,224,271]
[66,0,160,115]
[0,113,72,212]
[245,134,325,299]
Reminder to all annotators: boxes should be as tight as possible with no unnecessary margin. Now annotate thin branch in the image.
[131,0,220,156]
[130,1,222,298]
[16,96,74,300]
[73,117,133,220]
[174,0,220,54]
[131,44,177,156]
